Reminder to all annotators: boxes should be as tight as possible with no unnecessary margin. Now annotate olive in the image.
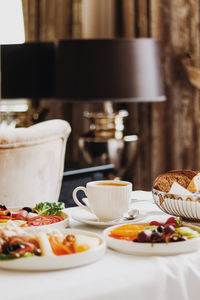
[0,205,7,210]
[35,249,42,256]
[3,244,24,254]
[177,236,187,242]
[164,225,175,235]
[22,207,32,213]
[157,225,165,233]
[170,236,178,242]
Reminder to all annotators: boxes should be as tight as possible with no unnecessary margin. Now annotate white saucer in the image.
[71,207,145,229]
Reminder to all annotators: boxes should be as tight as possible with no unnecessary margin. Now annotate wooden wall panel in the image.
[150,0,166,183]
[161,0,200,172]
[135,0,152,188]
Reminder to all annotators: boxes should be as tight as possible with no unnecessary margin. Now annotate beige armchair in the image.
[0,119,71,207]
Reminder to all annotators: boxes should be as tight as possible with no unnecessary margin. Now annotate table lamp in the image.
[1,38,166,178]
[56,38,166,178]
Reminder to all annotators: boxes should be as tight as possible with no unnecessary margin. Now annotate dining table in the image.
[1,191,200,300]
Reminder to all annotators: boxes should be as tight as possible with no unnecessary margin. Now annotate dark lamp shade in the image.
[1,42,55,98]
[56,38,166,102]
[1,38,166,102]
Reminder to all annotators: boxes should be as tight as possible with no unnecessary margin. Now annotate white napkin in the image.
[131,190,170,222]
[169,182,192,196]
[131,190,153,202]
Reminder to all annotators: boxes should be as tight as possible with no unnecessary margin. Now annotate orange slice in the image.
[110,224,146,237]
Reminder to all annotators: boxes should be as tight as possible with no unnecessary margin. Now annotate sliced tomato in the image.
[0,216,15,220]
[27,215,63,227]
[18,209,29,218]
[11,213,27,221]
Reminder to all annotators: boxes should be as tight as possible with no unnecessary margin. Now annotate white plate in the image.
[0,229,106,271]
[104,223,200,256]
[2,208,69,232]
[71,207,145,229]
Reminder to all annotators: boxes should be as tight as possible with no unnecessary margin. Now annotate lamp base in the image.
[79,104,138,179]
[78,135,138,179]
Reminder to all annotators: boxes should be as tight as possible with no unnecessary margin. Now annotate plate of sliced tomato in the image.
[0,202,69,231]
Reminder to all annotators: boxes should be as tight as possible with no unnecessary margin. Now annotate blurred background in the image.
[1,0,200,191]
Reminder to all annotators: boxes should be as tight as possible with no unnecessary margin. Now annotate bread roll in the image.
[153,169,198,192]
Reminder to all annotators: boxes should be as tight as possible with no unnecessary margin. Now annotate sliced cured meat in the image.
[27,215,63,227]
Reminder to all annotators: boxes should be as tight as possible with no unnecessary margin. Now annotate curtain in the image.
[22,0,85,171]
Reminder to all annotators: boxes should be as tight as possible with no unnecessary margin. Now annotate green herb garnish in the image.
[0,253,17,260]
[0,252,36,260]
[33,202,65,216]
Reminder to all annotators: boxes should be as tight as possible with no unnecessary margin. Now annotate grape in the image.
[165,217,176,225]
[164,225,175,235]
[166,223,177,227]
[149,221,161,226]
[137,231,151,242]
[150,232,162,242]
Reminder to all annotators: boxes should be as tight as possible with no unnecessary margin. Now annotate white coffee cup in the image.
[72,180,132,221]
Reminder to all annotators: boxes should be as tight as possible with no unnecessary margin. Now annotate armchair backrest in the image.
[0,119,71,207]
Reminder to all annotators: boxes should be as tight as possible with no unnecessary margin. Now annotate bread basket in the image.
[152,188,200,221]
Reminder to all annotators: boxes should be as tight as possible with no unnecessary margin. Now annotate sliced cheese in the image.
[75,235,100,249]
[187,173,200,193]
[36,232,55,256]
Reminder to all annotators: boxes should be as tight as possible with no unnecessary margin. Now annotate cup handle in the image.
[72,186,92,213]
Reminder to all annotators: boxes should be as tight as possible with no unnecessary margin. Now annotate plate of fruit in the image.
[0,202,69,231]
[104,217,200,256]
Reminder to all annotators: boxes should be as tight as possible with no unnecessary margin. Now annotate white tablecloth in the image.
[1,191,200,300]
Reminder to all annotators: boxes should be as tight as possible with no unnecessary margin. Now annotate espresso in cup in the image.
[72,180,132,221]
